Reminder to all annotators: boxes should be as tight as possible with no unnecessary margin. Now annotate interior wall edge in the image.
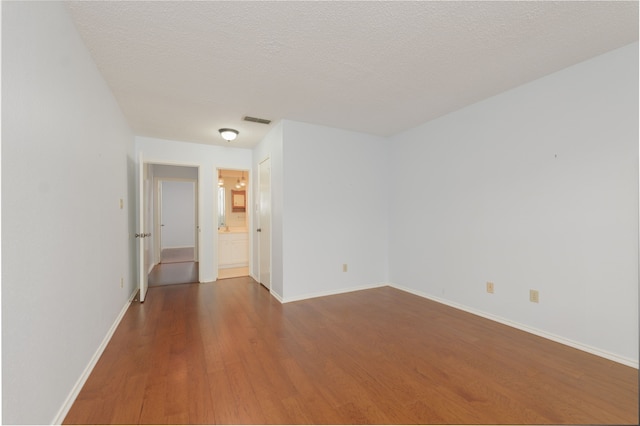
[269,289,285,304]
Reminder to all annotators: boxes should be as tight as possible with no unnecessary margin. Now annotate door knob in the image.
[257,228,262,232]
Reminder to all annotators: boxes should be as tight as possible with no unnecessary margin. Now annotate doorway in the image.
[159,179,197,263]
[217,169,250,279]
[148,164,200,287]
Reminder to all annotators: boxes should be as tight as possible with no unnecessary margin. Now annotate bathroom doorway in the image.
[217,169,250,279]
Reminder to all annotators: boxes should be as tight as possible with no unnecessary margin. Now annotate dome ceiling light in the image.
[219,128,239,142]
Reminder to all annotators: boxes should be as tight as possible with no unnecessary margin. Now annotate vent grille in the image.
[243,116,271,125]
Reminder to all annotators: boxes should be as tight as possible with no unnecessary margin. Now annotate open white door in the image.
[258,158,271,289]
[137,152,149,302]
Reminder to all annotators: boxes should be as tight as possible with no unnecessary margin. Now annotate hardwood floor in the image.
[161,247,195,263]
[218,266,249,279]
[64,279,638,425]
[148,262,198,286]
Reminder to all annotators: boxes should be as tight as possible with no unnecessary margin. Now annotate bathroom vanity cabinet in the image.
[218,231,248,268]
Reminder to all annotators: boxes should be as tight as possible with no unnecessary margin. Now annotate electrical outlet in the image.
[486,282,494,294]
[342,264,348,272]
[530,289,539,303]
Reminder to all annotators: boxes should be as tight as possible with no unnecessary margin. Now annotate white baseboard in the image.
[52,296,134,424]
[219,263,249,269]
[162,245,195,249]
[271,290,285,303]
[280,282,387,304]
[246,273,282,302]
[390,283,639,369]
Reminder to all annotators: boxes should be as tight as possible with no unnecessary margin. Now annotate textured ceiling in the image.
[65,1,638,149]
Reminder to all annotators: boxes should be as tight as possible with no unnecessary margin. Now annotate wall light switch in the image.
[486,282,494,294]
[342,264,348,272]
[119,198,124,209]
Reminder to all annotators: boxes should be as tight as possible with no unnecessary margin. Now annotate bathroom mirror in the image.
[231,190,246,212]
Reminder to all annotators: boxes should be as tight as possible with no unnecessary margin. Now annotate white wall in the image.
[160,180,196,248]
[2,2,135,424]
[280,120,389,301]
[153,164,198,180]
[388,42,639,365]
[136,136,252,281]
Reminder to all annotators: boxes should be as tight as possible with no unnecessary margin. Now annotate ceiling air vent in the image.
[243,116,271,125]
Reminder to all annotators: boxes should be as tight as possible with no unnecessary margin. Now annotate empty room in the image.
[2,1,638,425]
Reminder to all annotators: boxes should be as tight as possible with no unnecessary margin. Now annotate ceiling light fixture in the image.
[219,128,239,142]
[240,171,246,187]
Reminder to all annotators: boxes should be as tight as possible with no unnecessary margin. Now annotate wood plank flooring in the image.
[161,247,195,263]
[148,262,198,287]
[218,266,249,279]
[63,278,638,425]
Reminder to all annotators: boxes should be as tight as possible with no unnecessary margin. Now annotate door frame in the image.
[137,159,202,283]
[215,167,251,278]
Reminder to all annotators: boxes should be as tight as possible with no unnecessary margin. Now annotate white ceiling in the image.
[65,1,638,149]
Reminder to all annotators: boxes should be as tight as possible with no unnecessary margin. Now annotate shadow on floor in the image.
[148,262,198,286]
